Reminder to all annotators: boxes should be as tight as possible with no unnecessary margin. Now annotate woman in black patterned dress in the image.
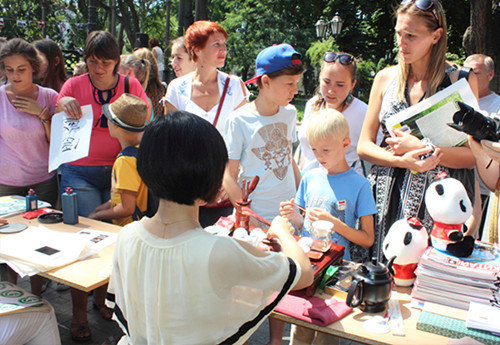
[358,0,479,261]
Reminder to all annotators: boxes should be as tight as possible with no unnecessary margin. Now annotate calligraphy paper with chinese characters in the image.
[48,105,93,172]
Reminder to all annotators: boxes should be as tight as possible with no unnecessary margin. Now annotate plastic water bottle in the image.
[26,189,38,211]
[62,187,78,225]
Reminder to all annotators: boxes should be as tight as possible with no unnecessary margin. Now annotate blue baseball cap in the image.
[245,43,302,85]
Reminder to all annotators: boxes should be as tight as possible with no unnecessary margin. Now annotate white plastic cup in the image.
[311,220,334,251]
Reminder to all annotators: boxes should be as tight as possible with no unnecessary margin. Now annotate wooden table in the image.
[1,213,121,292]
[271,287,453,345]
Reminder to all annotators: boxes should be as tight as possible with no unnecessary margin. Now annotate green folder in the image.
[417,311,500,345]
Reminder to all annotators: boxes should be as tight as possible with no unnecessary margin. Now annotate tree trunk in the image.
[41,1,47,38]
[178,0,194,36]
[165,0,171,48]
[195,0,207,21]
[490,2,500,93]
[178,0,186,36]
[88,0,98,34]
[464,0,500,94]
[110,0,116,37]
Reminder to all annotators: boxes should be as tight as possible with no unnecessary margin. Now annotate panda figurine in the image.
[383,217,429,286]
[424,172,475,258]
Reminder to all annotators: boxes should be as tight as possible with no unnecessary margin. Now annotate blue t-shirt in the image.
[295,168,377,260]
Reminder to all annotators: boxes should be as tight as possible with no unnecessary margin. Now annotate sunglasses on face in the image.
[401,0,439,25]
[323,52,354,65]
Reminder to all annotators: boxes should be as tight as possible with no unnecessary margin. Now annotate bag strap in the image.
[213,76,231,127]
[124,76,130,94]
[44,88,50,111]
[458,66,471,81]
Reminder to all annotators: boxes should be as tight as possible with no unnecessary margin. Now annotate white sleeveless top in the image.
[166,70,250,135]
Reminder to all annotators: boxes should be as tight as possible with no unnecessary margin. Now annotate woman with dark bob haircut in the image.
[55,31,149,341]
[105,111,313,344]
[164,21,250,227]
[138,111,227,205]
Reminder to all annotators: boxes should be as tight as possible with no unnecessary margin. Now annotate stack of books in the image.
[411,242,500,311]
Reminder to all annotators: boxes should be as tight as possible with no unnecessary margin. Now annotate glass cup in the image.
[311,220,334,252]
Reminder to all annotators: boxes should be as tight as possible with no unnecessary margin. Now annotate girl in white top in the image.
[298,52,382,175]
[169,36,196,78]
[165,21,249,135]
[105,112,313,345]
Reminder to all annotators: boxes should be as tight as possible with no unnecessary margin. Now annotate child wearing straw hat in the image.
[89,93,149,226]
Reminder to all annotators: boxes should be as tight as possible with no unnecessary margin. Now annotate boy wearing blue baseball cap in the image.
[223,43,304,344]
[223,43,304,222]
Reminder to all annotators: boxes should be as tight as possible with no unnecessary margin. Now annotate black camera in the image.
[448,101,500,142]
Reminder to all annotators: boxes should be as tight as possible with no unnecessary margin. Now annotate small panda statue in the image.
[383,217,429,286]
[424,172,475,257]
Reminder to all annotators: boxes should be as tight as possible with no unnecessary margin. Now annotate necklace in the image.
[158,217,199,227]
[156,216,200,238]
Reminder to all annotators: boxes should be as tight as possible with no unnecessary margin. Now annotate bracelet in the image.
[39,106,47,117]
[39,106,52,123]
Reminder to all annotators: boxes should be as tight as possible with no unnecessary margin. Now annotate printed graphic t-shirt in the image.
[225,104,298,221]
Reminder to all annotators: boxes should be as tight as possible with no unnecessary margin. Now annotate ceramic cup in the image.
[311,220,334,251]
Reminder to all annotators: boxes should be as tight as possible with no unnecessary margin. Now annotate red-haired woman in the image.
[165,21,249,227]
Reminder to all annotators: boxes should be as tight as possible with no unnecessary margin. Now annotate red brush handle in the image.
[247,176,260,195]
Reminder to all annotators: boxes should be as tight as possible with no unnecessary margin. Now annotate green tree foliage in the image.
[1,0,477,94]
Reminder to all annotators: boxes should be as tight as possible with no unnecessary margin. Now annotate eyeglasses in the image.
[401,0,439,25]
[323,52,354,65]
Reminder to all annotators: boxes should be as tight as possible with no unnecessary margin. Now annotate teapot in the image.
[346,257,395,313]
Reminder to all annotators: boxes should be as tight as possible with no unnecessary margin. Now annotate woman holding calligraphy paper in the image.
[55,31,148,342]
[358,0,480,262]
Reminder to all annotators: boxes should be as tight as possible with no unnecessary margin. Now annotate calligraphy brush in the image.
[242,178,246,202]
[247,176,260,196]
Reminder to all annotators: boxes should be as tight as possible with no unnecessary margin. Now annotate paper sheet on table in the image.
[0,227,90,271]
[384,78,480,147]
[76,229,118,255]
[48,105,93,172]
[0,256,41,277]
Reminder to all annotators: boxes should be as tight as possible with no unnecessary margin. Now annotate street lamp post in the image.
[315,12,343,40]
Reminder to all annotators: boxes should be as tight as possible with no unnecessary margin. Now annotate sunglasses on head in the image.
[401,0,439,25]
[323,52,354,65]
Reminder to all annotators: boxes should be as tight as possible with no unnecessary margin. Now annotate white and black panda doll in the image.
[383,217,429,286]
[424,172,475,257]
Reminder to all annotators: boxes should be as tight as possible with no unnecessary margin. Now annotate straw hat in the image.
[103,93,148,132]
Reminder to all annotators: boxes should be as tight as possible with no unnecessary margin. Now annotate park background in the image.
[1,0,499,119]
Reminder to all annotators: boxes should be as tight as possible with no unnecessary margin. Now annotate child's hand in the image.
[0,218,8,225]
[280,198,303,227]
[88,211,99,220]
[279,198,297,219]
[307,207,333,223]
